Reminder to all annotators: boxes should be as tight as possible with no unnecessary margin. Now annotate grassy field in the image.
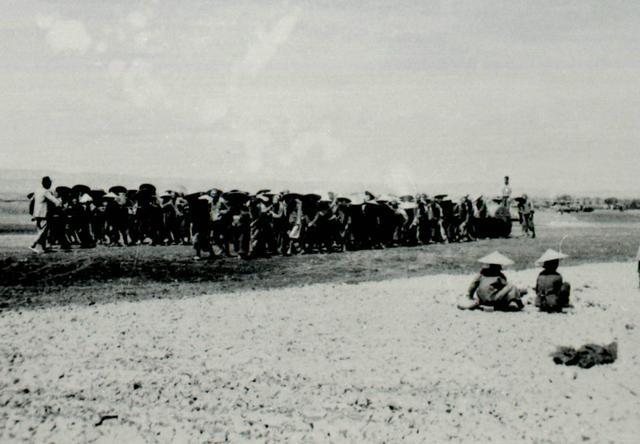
[1,210,639,311]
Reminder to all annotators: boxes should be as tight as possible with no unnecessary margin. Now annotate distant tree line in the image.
[533,195,640,210]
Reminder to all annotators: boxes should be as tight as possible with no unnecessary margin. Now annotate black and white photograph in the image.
[1,0,639,442]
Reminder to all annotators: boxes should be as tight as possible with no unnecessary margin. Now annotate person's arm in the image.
[308,213,320,227]
[496,272,509,289]
[466,274,482,299]
[44,190,61,207]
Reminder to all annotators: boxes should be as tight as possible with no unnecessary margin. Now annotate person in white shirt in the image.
[30,176,61,253]
[501,175,512,206]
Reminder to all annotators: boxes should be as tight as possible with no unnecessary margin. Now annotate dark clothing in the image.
[191,199,213,257]
[467,268,523,309]
[552,342,617,369]
[535,269,570,312]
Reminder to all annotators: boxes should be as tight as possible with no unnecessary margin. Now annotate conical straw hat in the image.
[478,251,514,266]
[535,249,568,265]
[78,193,93,204]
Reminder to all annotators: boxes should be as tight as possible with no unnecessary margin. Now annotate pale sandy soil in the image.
[1,262,639,443]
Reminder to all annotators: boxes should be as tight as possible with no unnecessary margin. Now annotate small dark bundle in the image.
[551,342,617,369]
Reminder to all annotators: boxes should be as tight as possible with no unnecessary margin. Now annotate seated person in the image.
[459,251,526,311]
[534,249,571,312]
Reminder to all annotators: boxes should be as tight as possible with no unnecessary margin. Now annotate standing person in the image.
[30,176,61,253]
[475,196,488,219]
[77,193,96,248]
[192,194,214,260]
[519,194,536,238]
[285,199,303,255]
[270,194,287,255]
[501,176,512,206]
[248,195,271,258]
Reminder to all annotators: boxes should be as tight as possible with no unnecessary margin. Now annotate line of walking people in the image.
[29,176,531,258]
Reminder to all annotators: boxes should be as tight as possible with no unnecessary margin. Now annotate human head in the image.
[504,176,510,185]
[483,263,503,273]
[542,259,559,272]
[42,176,52,189]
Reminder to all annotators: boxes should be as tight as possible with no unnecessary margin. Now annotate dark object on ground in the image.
[552,342,617,369]
[95,415,118,426]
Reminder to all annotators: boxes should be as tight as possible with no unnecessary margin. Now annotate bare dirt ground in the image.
[1,262,639,443]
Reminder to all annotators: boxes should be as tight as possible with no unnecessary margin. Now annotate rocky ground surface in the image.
[1,262,639,443]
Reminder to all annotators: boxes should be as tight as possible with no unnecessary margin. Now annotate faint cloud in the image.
[384,164,418,195]
[35,14,92,54]
[35,15,54,29]
[134,32,151,51]
[239,130,268,173]
[123,60,166,108]
[108,59,166,109]
[238,7,302,76]
[107,59,126,77]
[127,11,148,29]
[95,41,108,53]
[199,100,229,125]
[291,130,347,163]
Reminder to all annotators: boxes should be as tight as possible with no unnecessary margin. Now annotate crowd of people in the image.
[28,175,535,259]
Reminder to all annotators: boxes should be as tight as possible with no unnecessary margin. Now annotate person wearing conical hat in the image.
[269,193,287,255]
[459,251,526,311]
[191,193,215,260]
[248,194,272,259]
[534,249,570,312]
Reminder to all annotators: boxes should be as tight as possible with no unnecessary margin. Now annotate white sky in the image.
[1,0,639,195]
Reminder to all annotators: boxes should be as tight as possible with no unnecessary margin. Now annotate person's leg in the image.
[494,284,525,310]
[526,214,536,238]
[201,228,214,257]
[50,216,71,250]
[530,218,536,238]
[192,231,202,259]
[457,297,481,310]
[32,219,48,250]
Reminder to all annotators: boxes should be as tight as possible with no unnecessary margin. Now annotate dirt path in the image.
[1,262,638,442]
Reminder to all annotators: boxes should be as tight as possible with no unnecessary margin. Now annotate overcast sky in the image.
[1,0,639,195]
